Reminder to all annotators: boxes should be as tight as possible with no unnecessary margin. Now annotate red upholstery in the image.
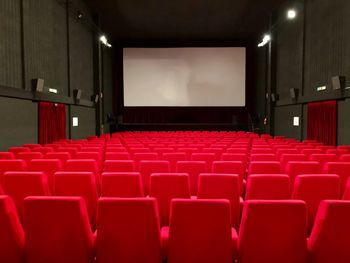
[202,148,224,158]
[0,152,15,159]
[191,153,216,171]
[245,174,290,200]
[0,160,27,180]
[238,200,307,263]
[133,152,159,169]
[339,154,350,161]
[54,172,98,230]
[149,173,190,226]
[177,148,199,160]
[326,148,349,156]
[139,161,170,195]
[301,149,323,156]
[309,154,338,167]
[29,159,62,192]
[248,161,281,175]
[164,199,235,263]
[197,174,240,228]
[75,152,102,170]
[0,185,3,195]
[65,159,100,190]
[162,153,187,172]
[292,174,340,233]
[220,153,247,167]
[97,198,162,263]
[44,152,71,163]
[250,148,274,155]
[2,172,50,220]
[212,161,245,192]
[275,149,299,159]
[23,144,41,150]
[8,147,30,157]
[33,147,54,154]
[250,154,277,161]
[101,172,144,197]
[104,160,135,173]
[105,152,130,160]
[308,200,350,263]
[0,195,25,263]
[280,154,308,170]
[285,161,321,187]
[176,161,207,195]
[17,152,44,164]
[56,147,78,157]
[24,196,95,263]
[323,162,350,193]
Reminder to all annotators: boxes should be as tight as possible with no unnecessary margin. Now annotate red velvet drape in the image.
[39,102,66,145]
[307,100,337,146]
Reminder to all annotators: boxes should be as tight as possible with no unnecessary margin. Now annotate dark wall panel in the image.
[102,48,114,131]
[0,97,37,150]
[302,104,308,140]
[338,99,350,145]
[23,0,68,94]
[0,0,23,89]
[253,47,267,127]
[70,106,96,139]
[274,104,302,140]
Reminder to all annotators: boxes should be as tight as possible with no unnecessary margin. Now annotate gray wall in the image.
[255,0,350,144]
[0,0,113,149]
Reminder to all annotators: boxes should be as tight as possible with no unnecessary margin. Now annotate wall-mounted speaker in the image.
[73,89,82,101]
[31,78,44,92]
[91,94,99,103]
[290,88,299,99]
[331,76,345,90]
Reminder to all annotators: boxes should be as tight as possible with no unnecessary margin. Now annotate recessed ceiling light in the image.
[287,9,297,19]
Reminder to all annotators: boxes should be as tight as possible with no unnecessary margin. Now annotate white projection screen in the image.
[123,47,246,107]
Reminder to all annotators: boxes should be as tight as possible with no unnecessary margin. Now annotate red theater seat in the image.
[162,199,235,263]
[104,152,130,160]
[292,174,340,233]
[0,195,25,263]
[0,160,27,180]
[97,198,162,263]
[54,172,98,230]
[101,172,144,197]
[280,154,308,170]
[309,154,338,167]
[133,152,159,169]
[250,154,277,161]
[301,149,323,157]
[340,154,350,162]
[162,152,187,172]
[17,152,44,164]
[23,144,41,150]
[176,161,207,195]
[220,153,247,166]
[24,196,95,263]
[56,147,78,157]
[177,148,199,160]
[149,173,190,226]
[245,174,290,200]
[65,159,100,190]
[33,147,54,154]
[285,161,321,187]
[0,152,15,159]
[104,160,135,173]
[29,159,62,191]
[238,200,307,263]
[2,172,50,220]
[191,153,216,171]
[44,152,71,163]
[308,200,350,263]
[323,162,350,193]
[326,148,349,156]
[139,161,170,195]
[8,147,30,157]
[248,161,281,175]
[197,174,240,228]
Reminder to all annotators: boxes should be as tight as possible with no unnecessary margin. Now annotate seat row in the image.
[1,195,350,263]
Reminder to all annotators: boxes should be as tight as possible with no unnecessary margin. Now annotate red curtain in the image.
[307,100,337,146]
[39,102,66,145]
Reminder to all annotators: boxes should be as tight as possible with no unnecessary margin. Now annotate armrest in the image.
[160,226,170,259]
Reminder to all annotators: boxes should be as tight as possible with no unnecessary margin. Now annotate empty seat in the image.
[139,161,170,195]
[33,147,54,155]
[104,160,135,173]
[221,153,247,167]
[308,200,350,263]
[292,174,340,233]
[202,148,224,158]
[101,172,144,197]
[56,147,78,157]
[162,153,187,172]
[285,161,321,187]
[238,200,307,263]
[0,152,15,159]
[17,152,44,164]
[2,172,50,220]
[8,147,30,157]
[323,162,350,192]
[105,152,130,160]
[75,152,102,169]
[301,149,323,156]
[0,160,27,180]
[177,148,199,160]
[65,159,100,187]
[176,161,207,195]
[212,161,245,191]
[248,161,281,175]
[44,152,72,163]
[309,154,338,167]
[340,154,350,162]
[29,159,62,191]
[24,196,95,263]
[276,149,299,159]
[250,154,277,161]
[133,152,159,169]
[197,174,240,228]
[280,154,308,170]
[326,148,348,156]
[54,172,98,230]
[163,199,235,263]
[250,148,274,155]
[245,174,290,200]
[191,153,216,171]
[149,173,190,226]
[23,144,41,150]
[97,198,162,263]
[0,195,25,263]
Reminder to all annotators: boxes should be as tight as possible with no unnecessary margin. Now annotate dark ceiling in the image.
[84,0,288,43]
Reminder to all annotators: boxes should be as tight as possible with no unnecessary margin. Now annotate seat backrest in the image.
[220,153,247,166]
[238,200,307,263]
[340,154,350,162]
[75,152,102,169]
[133,152,159,169]
[33,147,54,154]
[104,160,135,173]
[97,197,162,263]
[149,173,190,226]
[0,160,27,180]
[197,174,240,228]
[17,152,44,164]
[101,172,144,197]
[24,196,94,263]
[105,152,130,160]
[162,153,187,172]
[280,154,308,170]
[326,149,349,156]
[139,161,170,195]
[44,152,71,163]
[191,153,216,171]
[292,174,340,233]
[0,152,15,159]
[29,159,62,191]
[276,149,299,159]
[308,200,350,263]
[323,162,350,193]
[301,149,323,156]
[0,195,25,263]
[250,154,277,162]
[54,172,98,230]
[65,159,100,189]
[177,148,199,160]
[285,161,321,187]
[245,174,290,200]
[56,147,78,157]
[248,161,281,175]
[8,147,30,157]
[2,172,50,220]
[309,154,338,167]
[176,161,207,195]
[168,199,233,263]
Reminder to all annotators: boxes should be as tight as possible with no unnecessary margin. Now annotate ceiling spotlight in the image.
[77,11,83,19]
[99,35,108,45]
[258,34,271,47]
[287,9,297,19]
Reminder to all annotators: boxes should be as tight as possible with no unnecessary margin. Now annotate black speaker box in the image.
[331,76,346,90]
[31,78,44,92]
[73,89,82,100]
[290,88,299,99]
